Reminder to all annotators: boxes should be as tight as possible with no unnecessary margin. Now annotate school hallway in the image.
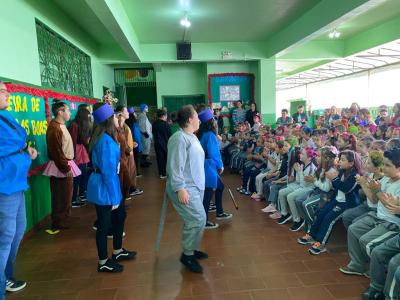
[8,164,368,300]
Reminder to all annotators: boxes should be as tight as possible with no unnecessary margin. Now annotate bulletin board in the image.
[5,83,97,175]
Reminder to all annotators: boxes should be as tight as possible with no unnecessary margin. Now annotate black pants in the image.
[133,148,141,175]
[95,199,126,260]
[72,163,88,202]
[155,146,167,176]
[203,177,224,220]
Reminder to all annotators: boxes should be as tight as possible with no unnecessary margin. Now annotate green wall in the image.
[0,0,116,231]
[155,63,207,107]
[0,0,114,99]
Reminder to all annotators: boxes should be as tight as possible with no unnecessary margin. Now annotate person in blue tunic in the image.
[126,107,142,177]
[197,108,233,230]
[0,81,38,297]
[87,103,136,273]
[166,105,208,273]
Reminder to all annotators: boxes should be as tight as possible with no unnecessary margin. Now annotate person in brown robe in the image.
[44,101,80,231]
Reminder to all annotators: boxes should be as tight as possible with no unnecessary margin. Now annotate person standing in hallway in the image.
[43,101,81,232]
[126,107,143,177]
[87,103,136,273]
[232,100,246,126]
[0,81,38,297]
[197,108,233,230]
[166,105,208,273]
[152,109,171,179]
[138,103,152,168]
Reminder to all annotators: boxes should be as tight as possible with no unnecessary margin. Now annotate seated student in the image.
[298,150,363,255]
[342,151,384,229]
[260,140,290,213]
[370,139,386,152]
[277,147,317,232]
[266,141,298,220]
[386,138,400,150]
[239,137,265,195]
[297,146,338,233]
[363,233,400,300]
[252,113,262,132]
[253,140,280,201]
[301,127,316,148]
[357,136,375,168]
[230,131,254,173]
[339,148,400,276]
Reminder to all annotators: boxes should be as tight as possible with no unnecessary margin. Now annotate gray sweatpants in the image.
[342,201,375,229]
[347,212,399,273]
[369,234,400,299]
[167,185,206,256]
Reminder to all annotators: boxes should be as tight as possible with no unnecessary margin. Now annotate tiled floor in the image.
[8,165,368,300]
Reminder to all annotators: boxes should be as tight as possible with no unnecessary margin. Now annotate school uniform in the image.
[0,111,32,299]
[87,133,123,260]
[200,131,224,217]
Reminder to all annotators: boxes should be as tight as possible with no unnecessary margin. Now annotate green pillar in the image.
[258,57,276,126]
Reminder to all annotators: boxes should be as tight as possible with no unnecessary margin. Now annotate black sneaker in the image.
[130,188,144,196]
[97,259,123,273]
[205,221,219,229]
[6,279,27,292]
[72,201,86,208]
[216,213,233,220]
[290,220,305,232]
[79,195,87,202]
[180,253,203,273]
[208,206,216,213]
[194,250,208,260]
[362,287,385,300]
[112,248,137,262]
[277,214,292,225]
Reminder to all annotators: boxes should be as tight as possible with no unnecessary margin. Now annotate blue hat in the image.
[93,104,114,124]
[198,108,214,123]
[127,107,134,114]
[140,104,148,112]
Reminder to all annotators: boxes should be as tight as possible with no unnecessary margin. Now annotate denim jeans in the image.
[0,192,26,299]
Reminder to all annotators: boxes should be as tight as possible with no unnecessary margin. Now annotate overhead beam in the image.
[265,0,378,57]
[85,0,141,62]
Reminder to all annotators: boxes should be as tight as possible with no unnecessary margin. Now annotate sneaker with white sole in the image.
[205,221,219,229]
[262,204,277,213]
[277,214,292,225]
[308,242,327,255]
[130,188,144,196]
[269,211,281,219]
[290,220,305,232]
[97,259,123,273]
[112,248,137,262]
[6,279,26,292]
[297,234,315,245]
[216,213,233,220]
[339,266,365,276]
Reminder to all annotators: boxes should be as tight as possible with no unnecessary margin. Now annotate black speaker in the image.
[176,42,192,60]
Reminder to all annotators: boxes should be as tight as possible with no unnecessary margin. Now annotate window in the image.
[35,19,93,97]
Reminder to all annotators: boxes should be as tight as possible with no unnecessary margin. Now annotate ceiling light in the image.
[329,29,341,39]
[180,17,191,28]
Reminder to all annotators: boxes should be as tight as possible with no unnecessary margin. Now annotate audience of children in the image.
[218,102,400,300]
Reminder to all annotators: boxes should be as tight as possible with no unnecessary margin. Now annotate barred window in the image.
[35,19,93,97]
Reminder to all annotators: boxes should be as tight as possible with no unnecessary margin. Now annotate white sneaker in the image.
[262,204,277,213]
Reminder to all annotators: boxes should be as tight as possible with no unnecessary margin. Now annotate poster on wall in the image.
[219,85,240,101]
[6,93,48,167]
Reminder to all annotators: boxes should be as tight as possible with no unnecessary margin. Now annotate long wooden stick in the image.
[228,188,239,210]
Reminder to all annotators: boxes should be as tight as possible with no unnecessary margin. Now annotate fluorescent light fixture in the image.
[329,29,341,39]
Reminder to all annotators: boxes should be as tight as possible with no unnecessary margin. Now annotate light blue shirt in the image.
[167,129,205,192]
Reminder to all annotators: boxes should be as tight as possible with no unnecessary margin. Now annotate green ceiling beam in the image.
[140,42,268,62]
[264,0,371,57]
[344,15,400,56]
[85,0,141,62]
[278,40,344,60]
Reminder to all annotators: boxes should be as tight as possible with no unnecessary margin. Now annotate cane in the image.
[155,191,169,252]
[228,188,239,210]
